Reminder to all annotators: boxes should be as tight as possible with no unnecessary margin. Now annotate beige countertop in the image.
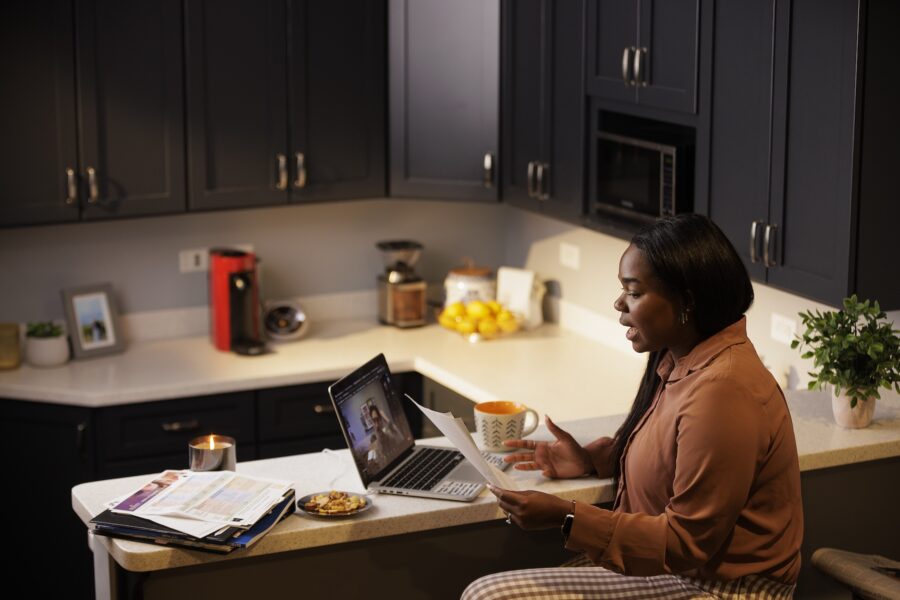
[72,390,900,573]
[0,319,646,421]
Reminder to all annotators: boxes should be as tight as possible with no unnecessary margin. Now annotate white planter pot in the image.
[831,390,876,429]
[25,336,70,368]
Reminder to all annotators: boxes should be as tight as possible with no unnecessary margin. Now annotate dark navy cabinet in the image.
[586,0,699,115]
[186,0,386,212]
[389,0,500,201]
[706,0,900,309]
[0,0,186,227]
[501,0,587,219]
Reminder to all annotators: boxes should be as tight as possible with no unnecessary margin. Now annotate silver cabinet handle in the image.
[65,168,77,205]
[313,404,335,415]
[294,152,307,189]
[86,167,99,203]
[526,161,537,198]
[536,162,549,201]
[161,419,200,432]
[276,154,288,190]
[483,152,495,188]
[634,47,648,87]
[750,220,764,263]
[763,223,778,267]
[622,47,635,86]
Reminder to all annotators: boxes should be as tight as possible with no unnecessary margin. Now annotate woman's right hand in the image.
[503,416,594,479]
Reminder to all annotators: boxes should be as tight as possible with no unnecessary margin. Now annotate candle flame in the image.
[209,435,215,450]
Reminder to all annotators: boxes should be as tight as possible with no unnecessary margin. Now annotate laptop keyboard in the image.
[382,447,463,491]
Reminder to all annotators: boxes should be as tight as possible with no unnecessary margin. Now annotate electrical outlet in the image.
[179,248,208,273]
[771,313,797,346]
[559,242,580,270]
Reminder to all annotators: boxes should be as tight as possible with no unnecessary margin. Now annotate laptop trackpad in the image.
[448,461,483,483]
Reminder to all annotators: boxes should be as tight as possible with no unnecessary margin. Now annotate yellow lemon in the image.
[478,318,499,338]
[466,300,491,320]
[497,311,519,334]
[444,302,466,319]
[438,311,457,330]
[487,300,503,316]
[455,317,477,336]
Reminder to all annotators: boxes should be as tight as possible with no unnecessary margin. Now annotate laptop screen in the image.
[328,354,416,486]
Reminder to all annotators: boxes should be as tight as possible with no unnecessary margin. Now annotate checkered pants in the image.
[461,554,795,600]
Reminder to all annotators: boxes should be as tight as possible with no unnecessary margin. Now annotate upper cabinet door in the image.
[501,0,545,211]
[389,0,500,200]
[635,0,699,113]
[77,0,186,220]
[0,0,79,227]
[289,0,386,202]
[765,0,858,303]
[585,0,638,102]
[186,0,289,211]
[706,0,774,282]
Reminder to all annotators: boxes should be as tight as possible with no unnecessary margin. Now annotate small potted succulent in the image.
[25,321,70,368]
[792,295,900,428]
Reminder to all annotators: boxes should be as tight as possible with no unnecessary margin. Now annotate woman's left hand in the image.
[488,485,572,531]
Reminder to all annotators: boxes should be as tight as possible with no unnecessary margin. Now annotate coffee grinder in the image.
[376,240,426,328]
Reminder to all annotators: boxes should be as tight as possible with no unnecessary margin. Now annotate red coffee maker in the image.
[209,249,266,355]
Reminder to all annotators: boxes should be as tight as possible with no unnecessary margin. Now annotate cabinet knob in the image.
[622,47,635,86]
[536,162,550,201]
[161,419,200,433]
[65,168,78,206]
[763,223,778,267]
[86,167,99,203]
[633,47,648,87]
[526,161,537,198]
[313,404,335,415]
[483,152,495,188]
[276,154,288,190]
[750,220,764,263]
[294,152,307,189]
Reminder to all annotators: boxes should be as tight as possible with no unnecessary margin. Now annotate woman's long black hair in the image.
[611,214,754,483]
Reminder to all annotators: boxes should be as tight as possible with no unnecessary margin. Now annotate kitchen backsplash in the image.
[1,198,895,392]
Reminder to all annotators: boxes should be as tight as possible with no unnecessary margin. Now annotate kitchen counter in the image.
[0,319,646,421]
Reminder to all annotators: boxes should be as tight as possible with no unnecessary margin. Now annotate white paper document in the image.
[107,470,293,537]
[404,394,518,490]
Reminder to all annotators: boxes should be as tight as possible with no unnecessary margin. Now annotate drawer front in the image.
[257,383,341,442]
[99,445,258,479]
[97,391,255,462]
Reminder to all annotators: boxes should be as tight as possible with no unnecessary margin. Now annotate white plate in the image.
[296,491,373,518]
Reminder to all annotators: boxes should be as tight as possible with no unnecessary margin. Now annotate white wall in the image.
[2,199,895,392]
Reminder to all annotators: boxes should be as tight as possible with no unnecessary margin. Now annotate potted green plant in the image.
[25,321,70,368]
[792,295,900,428]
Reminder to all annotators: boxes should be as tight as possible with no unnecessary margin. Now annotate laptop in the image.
[328,354,505,502]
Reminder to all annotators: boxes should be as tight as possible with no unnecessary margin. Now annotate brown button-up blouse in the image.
[566,317,803,584]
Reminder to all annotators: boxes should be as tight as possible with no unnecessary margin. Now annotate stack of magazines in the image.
[90,470,295,553]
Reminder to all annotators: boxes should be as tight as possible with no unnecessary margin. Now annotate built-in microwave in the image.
[594,131,693,224]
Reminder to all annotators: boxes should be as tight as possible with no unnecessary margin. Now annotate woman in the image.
[463,215,802,599]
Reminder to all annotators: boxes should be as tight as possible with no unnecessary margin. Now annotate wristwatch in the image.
[561,500,576,542]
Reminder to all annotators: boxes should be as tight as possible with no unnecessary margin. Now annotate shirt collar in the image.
[655,317,749,383]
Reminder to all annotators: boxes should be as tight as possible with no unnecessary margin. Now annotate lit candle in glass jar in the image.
[189,434,236,471]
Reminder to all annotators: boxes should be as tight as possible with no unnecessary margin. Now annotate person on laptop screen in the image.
[464,215,802,599]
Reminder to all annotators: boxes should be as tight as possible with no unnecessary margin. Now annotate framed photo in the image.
[62,283,125,359]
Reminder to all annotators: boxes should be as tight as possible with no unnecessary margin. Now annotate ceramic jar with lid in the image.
[444,259,495,306]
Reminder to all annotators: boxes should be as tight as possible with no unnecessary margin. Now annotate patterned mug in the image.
[474,401,539,453]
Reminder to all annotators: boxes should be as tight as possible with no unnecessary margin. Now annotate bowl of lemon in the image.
[437,300,521,342]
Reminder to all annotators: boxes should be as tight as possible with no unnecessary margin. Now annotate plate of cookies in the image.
[297,490,372,518]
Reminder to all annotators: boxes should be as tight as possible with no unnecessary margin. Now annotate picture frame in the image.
[61,283,125,359]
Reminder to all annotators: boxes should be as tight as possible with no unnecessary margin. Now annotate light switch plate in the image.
[559,242,580,270]
[179,248,208,273]
[771,313,797,346]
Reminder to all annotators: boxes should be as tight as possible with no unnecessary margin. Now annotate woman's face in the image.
[614,244,686,355]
